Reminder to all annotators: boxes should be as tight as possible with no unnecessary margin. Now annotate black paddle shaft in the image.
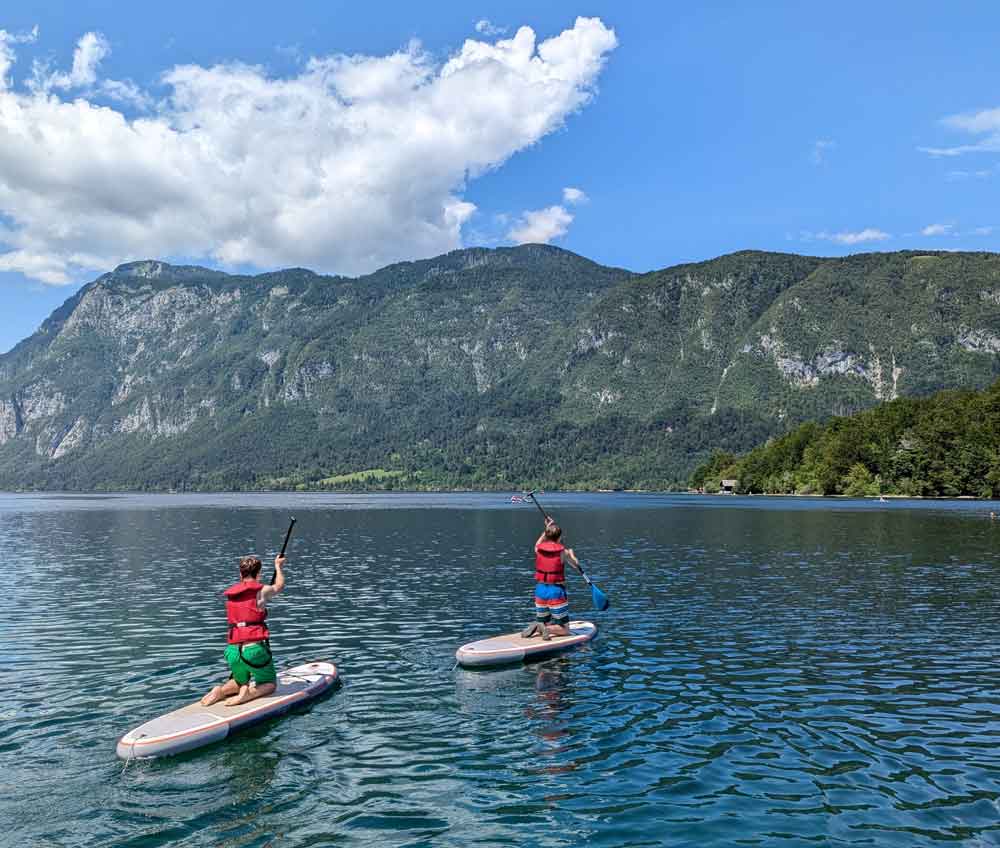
[530,494,571,551]
[527,492,553,523]
[271,517,296,585]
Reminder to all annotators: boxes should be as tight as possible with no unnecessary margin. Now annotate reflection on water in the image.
[3,492,1000,846]
[527,663,578,780]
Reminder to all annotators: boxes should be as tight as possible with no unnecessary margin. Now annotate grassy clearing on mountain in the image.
[317,469,405,485]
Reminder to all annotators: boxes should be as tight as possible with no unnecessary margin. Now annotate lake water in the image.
[5,492,1000,847]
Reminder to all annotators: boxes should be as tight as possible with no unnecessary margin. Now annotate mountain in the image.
[0,247,998,491]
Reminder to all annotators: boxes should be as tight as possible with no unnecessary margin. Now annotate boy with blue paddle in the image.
[522,493,609,640]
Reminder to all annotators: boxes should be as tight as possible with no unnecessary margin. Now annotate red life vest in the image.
[535,541,566,584]
[224,580,269,644]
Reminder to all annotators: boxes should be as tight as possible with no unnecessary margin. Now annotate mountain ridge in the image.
[0,245,997,491]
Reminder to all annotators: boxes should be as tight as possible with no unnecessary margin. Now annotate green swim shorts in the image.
[224,642,277,686]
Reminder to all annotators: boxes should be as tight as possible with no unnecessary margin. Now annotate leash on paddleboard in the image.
[525,492,610,612]
[121,732,147,775]
[272,517,297,585]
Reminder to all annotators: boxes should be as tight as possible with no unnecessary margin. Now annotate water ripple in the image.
[3,493,1000,845]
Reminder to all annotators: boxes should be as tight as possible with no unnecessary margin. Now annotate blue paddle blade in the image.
[591,582,610,611]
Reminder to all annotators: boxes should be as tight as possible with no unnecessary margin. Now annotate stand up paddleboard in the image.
[116,661,338,759]
[456,621,597,668]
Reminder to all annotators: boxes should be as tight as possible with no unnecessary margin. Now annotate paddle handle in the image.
[271,517,296,585]
[279,517,297,557]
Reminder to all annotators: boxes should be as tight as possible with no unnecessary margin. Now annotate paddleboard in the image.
[456,620,597,668]
[116,660,338,759]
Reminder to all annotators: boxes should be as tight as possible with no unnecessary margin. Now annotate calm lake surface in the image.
[5,492,1000,847]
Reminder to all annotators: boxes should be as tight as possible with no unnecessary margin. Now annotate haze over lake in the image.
[6,492,1000,846]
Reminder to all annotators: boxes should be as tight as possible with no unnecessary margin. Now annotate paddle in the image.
[526,492,610,611]
[271,517,297,585]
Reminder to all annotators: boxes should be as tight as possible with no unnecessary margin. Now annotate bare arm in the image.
[258,555,286,602]
[563,548,583,575]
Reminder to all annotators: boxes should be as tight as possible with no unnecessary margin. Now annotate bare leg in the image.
[225,681,276,706]
[201,678,240,706]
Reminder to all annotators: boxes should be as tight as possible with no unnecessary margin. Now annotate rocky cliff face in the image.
[0,246,996,490]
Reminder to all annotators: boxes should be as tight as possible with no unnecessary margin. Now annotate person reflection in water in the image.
[201,554,286,707]
[522,517,583,640]
[525,663,578,778]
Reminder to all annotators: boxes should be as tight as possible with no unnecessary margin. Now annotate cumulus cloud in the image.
[562,186,587,205]
[508,205,573,244]
[0,18,617,284]
[53,31,110,88]
[920,106,1000,157]
[921,223,953,237]
[475,20,507,37]
[808,228,890,245]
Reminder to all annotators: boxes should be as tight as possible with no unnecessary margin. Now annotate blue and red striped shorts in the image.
[534,582,569,624]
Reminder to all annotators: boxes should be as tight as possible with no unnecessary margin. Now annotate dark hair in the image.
[239,556,262,579]
[544,524,562,541]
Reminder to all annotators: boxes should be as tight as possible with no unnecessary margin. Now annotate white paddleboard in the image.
[456,620,597,668]
[116,660,338,759]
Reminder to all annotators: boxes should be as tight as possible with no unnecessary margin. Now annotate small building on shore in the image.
[720,479,738,494]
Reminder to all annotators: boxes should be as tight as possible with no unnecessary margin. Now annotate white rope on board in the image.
[120,732,147,775]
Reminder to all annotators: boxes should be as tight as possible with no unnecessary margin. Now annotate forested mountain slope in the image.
[0,246,997,490]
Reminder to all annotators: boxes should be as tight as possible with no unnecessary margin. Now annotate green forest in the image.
[690,379,1000,498]
[1,247,998,492]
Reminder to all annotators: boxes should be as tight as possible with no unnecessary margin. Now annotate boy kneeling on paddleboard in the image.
[523,518,583,640]
[201,554,286,707]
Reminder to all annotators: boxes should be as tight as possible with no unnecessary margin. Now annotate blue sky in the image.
[0,0,998,352]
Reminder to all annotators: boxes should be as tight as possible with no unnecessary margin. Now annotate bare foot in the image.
[547,625,569,638]
[201,686,224,706]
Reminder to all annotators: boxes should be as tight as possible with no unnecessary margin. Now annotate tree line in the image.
[690,379,1000,498]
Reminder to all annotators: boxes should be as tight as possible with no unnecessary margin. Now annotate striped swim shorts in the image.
[534,582,569,624]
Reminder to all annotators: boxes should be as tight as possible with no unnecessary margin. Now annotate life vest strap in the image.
[229,621,268,642]
[238,640,273,668]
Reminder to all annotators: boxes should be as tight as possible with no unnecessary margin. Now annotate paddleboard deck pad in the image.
[456,620,597,668]
[116,660,338,759]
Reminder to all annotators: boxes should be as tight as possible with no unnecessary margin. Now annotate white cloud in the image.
[921,223,953,237]
[810,228,890,245]
[811,138,836,165]
[0,18,617,284]
[98,77,153,110]
[944,107,1000,134]
[475,20,507,37]
[920,106,1000,156]
[946,167,994,180]
[562,186,587,205]
[0,27,38,88]
[66,31,109,87]
[32,31,111,91]
[972,226,993,236]
[508,205,573,244]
